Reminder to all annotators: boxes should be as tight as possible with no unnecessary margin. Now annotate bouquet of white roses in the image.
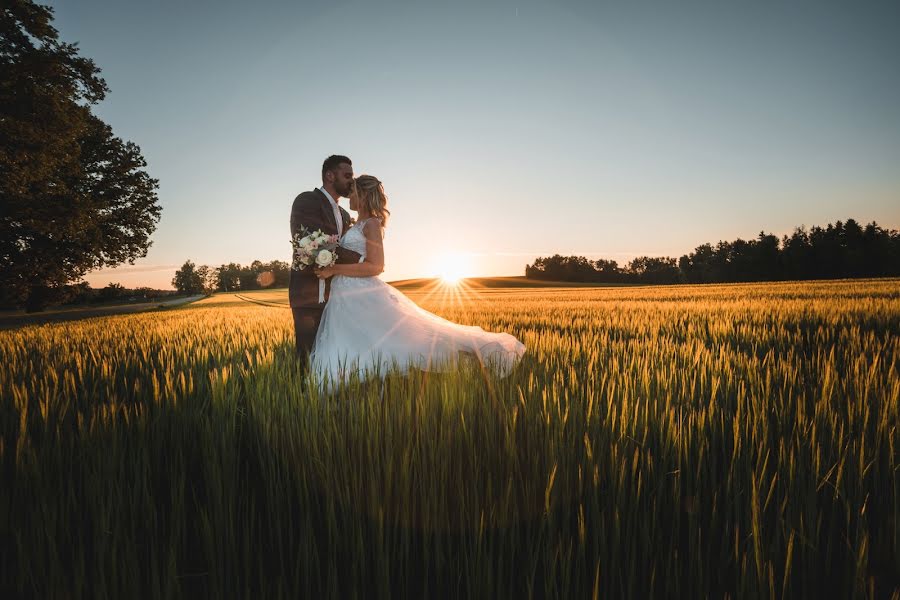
[291,227,341,302]
[291,227,340,272]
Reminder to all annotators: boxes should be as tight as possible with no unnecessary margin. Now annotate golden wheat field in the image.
[1,279,898,599]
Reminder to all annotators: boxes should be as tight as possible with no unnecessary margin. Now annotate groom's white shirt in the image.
[319,187,343,237]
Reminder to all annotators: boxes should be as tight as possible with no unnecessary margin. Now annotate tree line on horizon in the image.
[169,217,900,295]
[34,217,900,305]
[171,260,292,294]
[525,218,900,285]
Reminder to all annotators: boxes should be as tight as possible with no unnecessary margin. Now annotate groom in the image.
[289,155,362,362]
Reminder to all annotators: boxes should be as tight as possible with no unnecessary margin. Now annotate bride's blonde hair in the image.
[353,175,391,226]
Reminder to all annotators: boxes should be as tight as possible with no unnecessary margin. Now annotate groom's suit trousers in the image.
[292,306,324,360]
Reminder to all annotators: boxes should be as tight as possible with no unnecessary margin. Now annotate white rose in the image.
[315,249,334,267]
[298,237,312,249]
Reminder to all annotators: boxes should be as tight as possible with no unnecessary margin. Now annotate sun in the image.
[432,252,473,286]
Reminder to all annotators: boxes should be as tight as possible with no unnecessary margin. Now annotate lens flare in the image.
[256,271,275,288]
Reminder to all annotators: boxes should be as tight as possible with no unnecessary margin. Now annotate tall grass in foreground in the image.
[0,279,898,599]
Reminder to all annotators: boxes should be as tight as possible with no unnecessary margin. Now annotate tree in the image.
[264,260,291,287]
[238,265,261,291]
[626,256,680,284]
[679,243,719,283]
[172,260,205,295]
[753,232,781,281]
[98,282,126,302]
[215,263,243,292]
[0,1,161,311]
[194,265,217,294]
[781,226,813,280]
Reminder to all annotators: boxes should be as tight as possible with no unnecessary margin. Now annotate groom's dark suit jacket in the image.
[289,189,362,308]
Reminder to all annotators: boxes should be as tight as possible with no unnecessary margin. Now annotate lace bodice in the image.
[339,217,379,260]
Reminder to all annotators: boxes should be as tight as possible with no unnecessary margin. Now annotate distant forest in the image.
[171,260,291,294]
[526,218,900,285]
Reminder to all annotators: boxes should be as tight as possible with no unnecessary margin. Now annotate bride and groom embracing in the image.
[289,154,526,388]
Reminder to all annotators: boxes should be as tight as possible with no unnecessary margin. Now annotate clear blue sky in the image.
[47,0,900,288]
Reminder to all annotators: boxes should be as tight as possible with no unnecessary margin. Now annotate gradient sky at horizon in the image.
[46,0,900,288]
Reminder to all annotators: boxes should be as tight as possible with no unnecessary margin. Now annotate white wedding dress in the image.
[309,218,526,387]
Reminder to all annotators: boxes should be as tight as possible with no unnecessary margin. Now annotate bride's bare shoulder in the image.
[362,217,385,238]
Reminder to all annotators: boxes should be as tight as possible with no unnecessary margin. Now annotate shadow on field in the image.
[3,324,899,598]
[1,341,574,598]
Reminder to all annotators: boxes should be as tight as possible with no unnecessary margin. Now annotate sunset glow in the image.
[55,2,899,291]
[432,252,473,286]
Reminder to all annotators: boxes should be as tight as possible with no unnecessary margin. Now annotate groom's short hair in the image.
[322,155,352,179]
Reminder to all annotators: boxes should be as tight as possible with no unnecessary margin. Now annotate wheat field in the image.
[1,279,898,599]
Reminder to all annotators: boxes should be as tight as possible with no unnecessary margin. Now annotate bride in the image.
[310,175,526,387]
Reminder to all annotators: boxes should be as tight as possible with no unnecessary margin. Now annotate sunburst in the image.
[432,252,473,287]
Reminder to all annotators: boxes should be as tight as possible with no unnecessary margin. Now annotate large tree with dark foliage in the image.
[0,1,160,311]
